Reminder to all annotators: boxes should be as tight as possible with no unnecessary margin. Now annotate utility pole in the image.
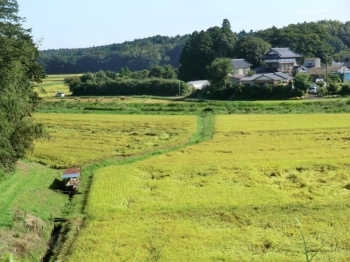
[343,56,346,83]
[325,55,328,85]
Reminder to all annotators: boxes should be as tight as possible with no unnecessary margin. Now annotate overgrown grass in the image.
[38,98,350,115]
[0,161,67,260]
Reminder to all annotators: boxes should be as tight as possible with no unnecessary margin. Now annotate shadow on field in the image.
[49,178,64,190]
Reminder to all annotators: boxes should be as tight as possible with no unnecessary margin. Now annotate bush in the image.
[327,83,341,94]
[328,73,342,83]
[340,83,350,95]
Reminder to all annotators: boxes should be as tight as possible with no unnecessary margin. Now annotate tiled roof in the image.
[274,72,294,79]
[241,72,293,82]
[231,59,252,69]
[261,48,301,59]
[308,66,342,75]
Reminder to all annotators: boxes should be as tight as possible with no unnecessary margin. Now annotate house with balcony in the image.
[255,47,301,74]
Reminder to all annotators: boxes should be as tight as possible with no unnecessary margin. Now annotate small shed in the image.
[62,167,80,191]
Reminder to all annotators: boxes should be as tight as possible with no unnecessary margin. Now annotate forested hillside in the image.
[39,20,350,75]
[39,35,189,74]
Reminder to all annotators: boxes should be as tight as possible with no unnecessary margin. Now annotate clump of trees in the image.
[0,0,45,172]
[178,20,238,82]
[206,58,233,92]
[65,69,191,96]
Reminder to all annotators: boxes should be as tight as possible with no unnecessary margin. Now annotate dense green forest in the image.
[39,20,350,75]
[39,35,189,74]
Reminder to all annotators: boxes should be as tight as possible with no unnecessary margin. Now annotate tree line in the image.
[39,20,350,76]
[39,35,189,74]
[64,69,191,96]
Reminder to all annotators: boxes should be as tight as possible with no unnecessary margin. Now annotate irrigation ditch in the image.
[42,113,215,262]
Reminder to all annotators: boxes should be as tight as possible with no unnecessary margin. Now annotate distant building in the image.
[291,65,309,76]
[232,59,252,76]
[338,66,350,82]
[241,47,299,86]
[308,65,342,81]
[255,47,301,74]
[304,58,321,68]
[230,59,252,84]
[240,72,293,87]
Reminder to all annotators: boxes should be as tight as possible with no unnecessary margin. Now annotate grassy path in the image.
[0,162,68,259]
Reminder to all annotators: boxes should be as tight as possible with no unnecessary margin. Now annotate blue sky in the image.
[18,0,350,50]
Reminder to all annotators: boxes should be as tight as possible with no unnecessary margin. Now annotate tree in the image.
[327,82,341,94]
[149,65,166,78]
[234,36,271,67]
[148,64,177,79]
[0,0,45,172]
[293,73,311,94]
[178,20,238,82]
[118,67,131,78]
[222,19,231,29]
[131,69,149,79]
[207,58,233,91]
[162,65,177,79]
[328,73,342,83]
[178,30,213,81]
[256,23,334,64]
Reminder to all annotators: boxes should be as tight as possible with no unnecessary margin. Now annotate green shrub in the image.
[327,83,341,94]
[340,82,350,95]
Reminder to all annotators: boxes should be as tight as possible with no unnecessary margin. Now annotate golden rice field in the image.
[65,114,350,261]
[30,114,197,168]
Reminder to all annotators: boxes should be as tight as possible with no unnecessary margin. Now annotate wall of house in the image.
[278,63,294,73]
[304,58,321,68]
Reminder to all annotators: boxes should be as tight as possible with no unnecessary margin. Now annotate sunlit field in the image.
[34,74,76,98]
[66,114,350,261]
[30,114,197,168]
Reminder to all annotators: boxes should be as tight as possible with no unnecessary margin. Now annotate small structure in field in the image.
[61,167,80,191]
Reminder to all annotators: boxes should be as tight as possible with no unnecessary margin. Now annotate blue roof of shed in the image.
[62,173,80,179]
